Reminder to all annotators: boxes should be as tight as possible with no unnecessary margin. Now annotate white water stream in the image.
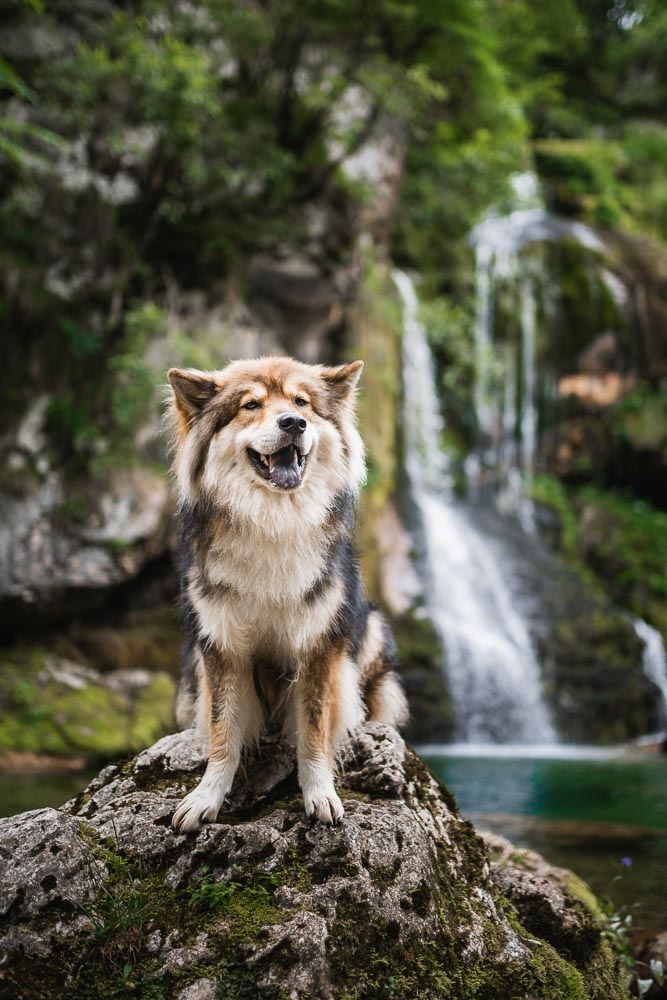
[394,269,556,744]
[394,173,666,744]
[633,617,667,736]
[470,173,615,530]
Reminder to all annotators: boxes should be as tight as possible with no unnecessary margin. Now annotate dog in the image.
[166,356,408,833]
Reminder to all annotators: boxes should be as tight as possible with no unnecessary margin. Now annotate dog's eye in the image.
[242,400,261,411]
[294,397,308,407]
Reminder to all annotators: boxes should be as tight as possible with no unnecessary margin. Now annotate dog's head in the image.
[167,356,365,523]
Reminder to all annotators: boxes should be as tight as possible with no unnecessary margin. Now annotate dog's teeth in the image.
[261,454,268,466]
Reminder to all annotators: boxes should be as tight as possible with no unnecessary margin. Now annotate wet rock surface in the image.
[0,724,626,998]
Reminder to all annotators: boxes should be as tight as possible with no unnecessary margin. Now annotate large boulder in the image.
[0,724,626,999]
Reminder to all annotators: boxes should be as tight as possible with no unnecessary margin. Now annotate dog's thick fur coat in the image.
[167,356,408,832]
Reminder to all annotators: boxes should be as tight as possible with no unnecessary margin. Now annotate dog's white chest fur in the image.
[192,517,341,660]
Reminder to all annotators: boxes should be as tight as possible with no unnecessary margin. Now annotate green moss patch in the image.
[0,648,175,759]
[533,474,667,637]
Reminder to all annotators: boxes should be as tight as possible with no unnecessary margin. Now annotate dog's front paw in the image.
[172,783,225,833]
[303,787,345,826]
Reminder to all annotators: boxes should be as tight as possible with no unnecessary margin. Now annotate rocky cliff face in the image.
[0,724,626,999]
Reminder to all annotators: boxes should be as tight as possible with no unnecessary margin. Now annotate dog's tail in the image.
[366,670,409,727]
[360,608,409,728]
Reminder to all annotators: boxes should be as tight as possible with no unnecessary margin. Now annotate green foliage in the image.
[598,893,666,1000]
[45,393,101,458]
[2,0,667,467]
[108,303,163,450]
[81,845,154,948]
[532,474,667,635]
[613,382,667,452]
[532,474,581,558]
[599,895,634,973]
[0,0,541,461]
[575,486,667,616]
[418,293,476,456]
[484,0,667,245]
[0,49,62,169]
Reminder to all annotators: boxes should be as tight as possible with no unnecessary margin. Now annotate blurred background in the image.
[1,0,666,942]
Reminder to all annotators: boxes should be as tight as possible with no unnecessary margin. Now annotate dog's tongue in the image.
[268,446,301,489]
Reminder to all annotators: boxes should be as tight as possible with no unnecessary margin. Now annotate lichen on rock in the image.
[0,725,628,999]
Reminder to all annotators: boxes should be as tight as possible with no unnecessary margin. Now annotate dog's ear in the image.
[168,368,220,419]
[321,360,364,403]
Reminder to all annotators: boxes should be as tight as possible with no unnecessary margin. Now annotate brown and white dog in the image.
[166,356,408,833]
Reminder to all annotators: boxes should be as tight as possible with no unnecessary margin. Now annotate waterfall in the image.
[469,172,618,528]
[633,618,667,735]
[394,269,557,745]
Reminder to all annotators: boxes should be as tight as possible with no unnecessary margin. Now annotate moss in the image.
[347,244,403,601]
[541,606,656,743]
[1,822,303,1000]
[464,937,591,1000]
[2,757,629,1000]
[573,485,667,635]
[391,609,454,745]
[563,872,604,922]
[533,474,667,637]
[533,474,581,559]
[328,889,455,999]
[0,647,175,759]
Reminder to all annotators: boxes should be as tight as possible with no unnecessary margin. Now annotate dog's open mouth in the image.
[247,444,306,490]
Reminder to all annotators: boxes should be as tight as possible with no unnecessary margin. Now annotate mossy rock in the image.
[0,647,175,759]
[391,609,455,745]
[534,475,667,645]
[0,725,628,998]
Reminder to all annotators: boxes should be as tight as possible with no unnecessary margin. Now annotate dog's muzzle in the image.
[247,441,307,490]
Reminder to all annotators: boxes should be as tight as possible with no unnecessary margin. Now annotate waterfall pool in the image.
[0,769,98,818]
[422,746,667,933]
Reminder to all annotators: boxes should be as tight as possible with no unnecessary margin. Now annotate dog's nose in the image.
[277,412,307,434]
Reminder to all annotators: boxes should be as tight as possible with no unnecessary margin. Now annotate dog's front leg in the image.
[296,649,362,826]
[172,647,258,833]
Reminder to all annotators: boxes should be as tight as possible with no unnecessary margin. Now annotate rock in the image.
[248,252,358,362]
[0,808,104,963]
[480,831,617,983]
[0,724,626,999]
[0,466,174,628]
[177,978,217,1000]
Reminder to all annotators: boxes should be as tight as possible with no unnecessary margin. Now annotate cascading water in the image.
[394,269,556,745]
[396,173,663,745]
[469,172,621,529]
[632,618,667,735]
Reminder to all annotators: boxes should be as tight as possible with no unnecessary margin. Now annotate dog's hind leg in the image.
[172,647,261,833]
[296,649,364,825]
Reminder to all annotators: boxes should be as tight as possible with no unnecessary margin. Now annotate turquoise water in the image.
[423,748,667,931]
